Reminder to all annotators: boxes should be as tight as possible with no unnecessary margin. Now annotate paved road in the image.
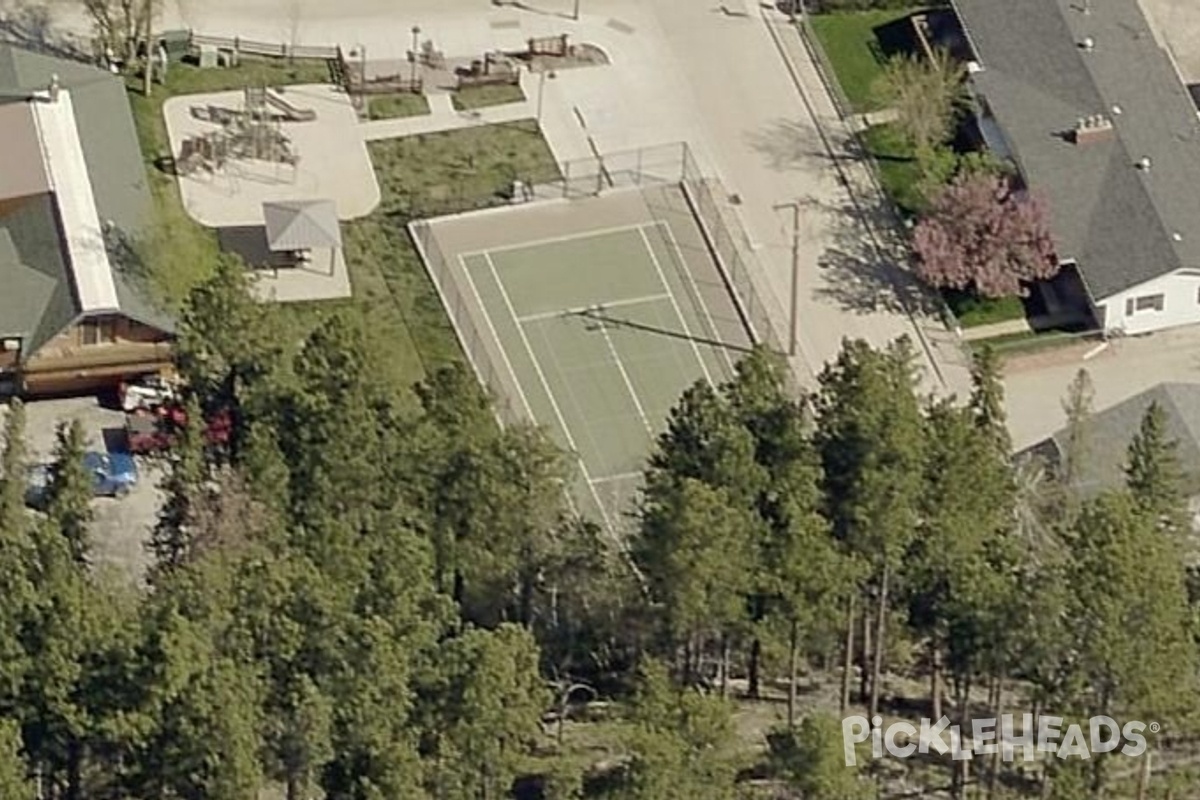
[3,0,972,396]
[1140,0,1200,83]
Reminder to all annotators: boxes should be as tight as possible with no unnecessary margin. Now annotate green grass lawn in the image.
[809,8,917,112]
[367,92,431,120]
[127,58,559,399]
[369,121,560,217]
[451,82,526,111]
[860,122,924,216]
[974,328,1091,357]
[944,290,1026,328]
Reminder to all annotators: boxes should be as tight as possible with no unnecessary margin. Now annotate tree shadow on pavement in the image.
[745,117,845,172]
[809,193,941,320]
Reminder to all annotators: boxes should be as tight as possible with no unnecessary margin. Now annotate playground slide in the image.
[265,89,317,122]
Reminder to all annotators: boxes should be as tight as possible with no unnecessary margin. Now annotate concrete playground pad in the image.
[163,83,380,227]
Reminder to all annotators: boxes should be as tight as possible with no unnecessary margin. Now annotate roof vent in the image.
[1080,36,1095,51]
[1071,114,1114,145]
[1138,156,1153,171]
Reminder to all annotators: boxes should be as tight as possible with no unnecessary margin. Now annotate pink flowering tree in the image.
[912,173,1060,298]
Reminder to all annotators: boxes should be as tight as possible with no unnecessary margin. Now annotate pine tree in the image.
[636,477,758,689]
[45,420,93,567]
[1068,492,1198,796]
[814,338,925,719]
[1124,401,1186,534]
[613,659,738,800]
[0,719,34,799]
[769,713,869,800]
[150,394,208,576]
[0,402,34,707]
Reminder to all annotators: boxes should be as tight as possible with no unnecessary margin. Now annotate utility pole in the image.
[410,25,421,87]
[142,0,153,96]
[773,201,803,357]
[536,69,556,126]
[573,0,581,20]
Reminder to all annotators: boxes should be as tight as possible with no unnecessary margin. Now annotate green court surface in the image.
[460,222,737,530]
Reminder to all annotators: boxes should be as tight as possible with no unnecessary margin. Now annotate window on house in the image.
[80,319,117,346]
[1126,294,1164,315]
[1136,294,1165,312]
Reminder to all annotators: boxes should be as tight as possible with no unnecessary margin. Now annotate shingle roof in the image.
[952,0,1200,301]
[1025,382,1200,496]
[0,44,173,356]
[263,199,342,251]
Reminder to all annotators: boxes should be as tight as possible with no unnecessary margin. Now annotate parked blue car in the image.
[26,451,139,506]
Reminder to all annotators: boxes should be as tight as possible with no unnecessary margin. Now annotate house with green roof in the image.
[0,43,174,395]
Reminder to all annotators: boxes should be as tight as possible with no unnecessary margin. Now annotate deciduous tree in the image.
[871,48,968,157]
[912,173,1059,298]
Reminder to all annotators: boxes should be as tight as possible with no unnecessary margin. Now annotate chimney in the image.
[1071,113,1114,145]
[47,73,60,102]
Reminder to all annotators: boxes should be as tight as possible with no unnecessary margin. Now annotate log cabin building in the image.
[0,44,173,396]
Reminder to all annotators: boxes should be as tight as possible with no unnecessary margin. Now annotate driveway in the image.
[7,396,161,582]
[1003,325,1200,451]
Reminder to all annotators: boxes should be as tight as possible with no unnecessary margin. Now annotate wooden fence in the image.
[189,32,339,62]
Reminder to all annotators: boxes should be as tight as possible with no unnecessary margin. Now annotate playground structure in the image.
[176,86,314,178]
[455,50,521,89]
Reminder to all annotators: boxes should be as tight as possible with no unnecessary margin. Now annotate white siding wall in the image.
[1099,270,1200,335]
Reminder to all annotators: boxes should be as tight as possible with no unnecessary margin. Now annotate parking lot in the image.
[3,396,162,582]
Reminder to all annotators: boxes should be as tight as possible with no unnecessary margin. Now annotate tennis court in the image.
[414,185,755,532]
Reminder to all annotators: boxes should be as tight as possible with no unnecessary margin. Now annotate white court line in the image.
[651,219,739,378]
[591,471,644,484]
[638,225,716,388]
[458,254,538,422]
[459,222,654,261]
[596,316,655,438]
[483,251,619,533]
[516,292,673,323]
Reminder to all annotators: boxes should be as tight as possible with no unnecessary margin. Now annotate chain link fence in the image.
[679,146,789,356]
[408,217,519,423]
